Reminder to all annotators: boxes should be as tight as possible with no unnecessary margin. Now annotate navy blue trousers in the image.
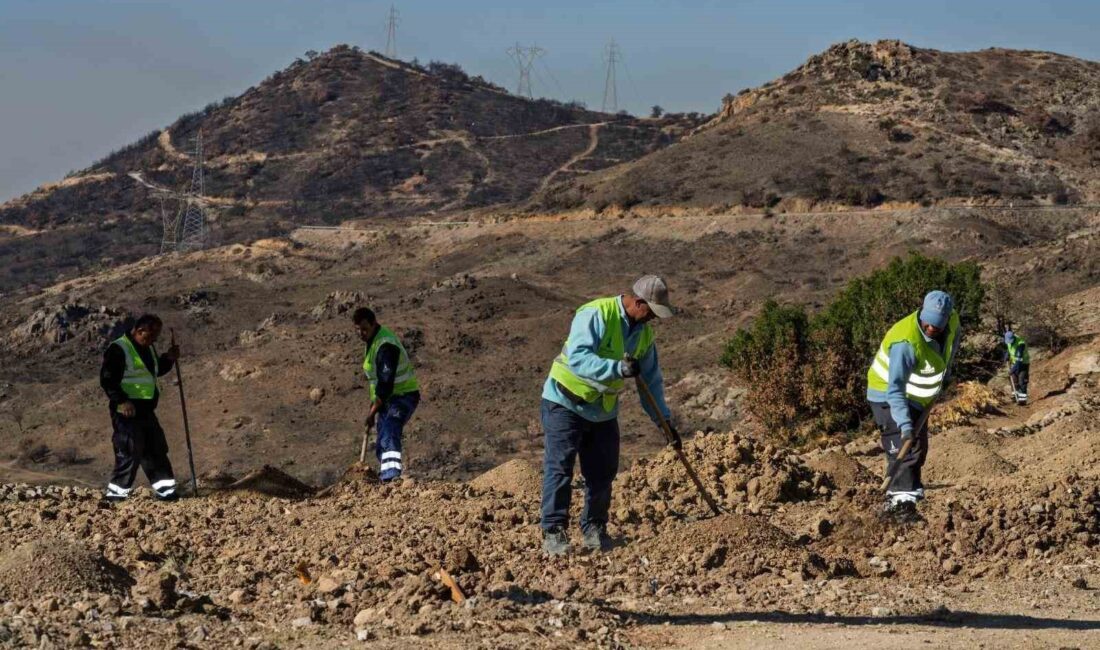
[539,399,620,533]
[376,392,420,481]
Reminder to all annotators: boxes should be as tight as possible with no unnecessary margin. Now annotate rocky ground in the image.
[0,333,1096,648]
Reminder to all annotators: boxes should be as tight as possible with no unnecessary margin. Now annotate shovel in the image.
[634,374,722,517]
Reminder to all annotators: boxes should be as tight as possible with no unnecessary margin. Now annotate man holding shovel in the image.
[540,275,679,555]
[866,291,960,520]
[353,307,420,482]
[100,314,181,502]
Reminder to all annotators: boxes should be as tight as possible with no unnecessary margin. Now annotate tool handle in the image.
[880,437,914,491]
[170,328,199,497]
[634,375,722,516]
[359,420,373,464]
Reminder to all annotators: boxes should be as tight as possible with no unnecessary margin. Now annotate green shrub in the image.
[721,253,986,442]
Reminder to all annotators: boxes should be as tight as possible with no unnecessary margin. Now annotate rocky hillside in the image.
[0,46,698,293]
[540,40,1100,212]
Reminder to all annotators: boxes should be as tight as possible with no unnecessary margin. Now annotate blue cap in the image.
[919,290,953,330]
[1004,330,1015,344]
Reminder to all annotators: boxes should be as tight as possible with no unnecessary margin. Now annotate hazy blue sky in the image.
[2,0,1098,203]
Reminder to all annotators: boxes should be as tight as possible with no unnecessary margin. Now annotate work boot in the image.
[883,499,921,524]
[155,492,180,503]
[542,527,570,556]
[582,524,612,552]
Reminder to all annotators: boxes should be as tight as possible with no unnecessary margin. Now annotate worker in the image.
[866,290,960,519]
[1004,330,1030,404]
[353,307,420,482]
[540,275,680,555]
[100,314,181,502]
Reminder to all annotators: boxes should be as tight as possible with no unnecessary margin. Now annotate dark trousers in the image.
[107,408,176,498]
[1011,363,1030,395]
[376,392,420,481]
[870,401,928,495]
[539,399,620,533]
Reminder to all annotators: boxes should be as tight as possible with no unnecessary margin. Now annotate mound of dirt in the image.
[616,431,827,523]
[222,465,315,498]
[926,435,1018,484]
[805,450,877,490]
[629,514,854,588]
[468,458,542,499]
[0,537,133,599]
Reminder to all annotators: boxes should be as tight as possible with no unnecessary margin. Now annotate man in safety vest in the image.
[540,275,679,555]
[1004,330,1029,404]
[353,307,420,482]
[100,314,181,502]
[866,290,960,518]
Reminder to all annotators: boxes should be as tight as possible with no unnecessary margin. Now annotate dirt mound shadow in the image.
[219,465,316,499]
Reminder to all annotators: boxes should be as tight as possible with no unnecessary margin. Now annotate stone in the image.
[291,617,313,628]
[309,387,326,405]
[315,576,341,594]
[354,609,374,626]
[871,606,894,617]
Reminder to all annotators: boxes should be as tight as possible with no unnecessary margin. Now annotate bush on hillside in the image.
[721,253,985,441]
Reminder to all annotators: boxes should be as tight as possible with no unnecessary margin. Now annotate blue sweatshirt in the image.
[542,296,671,424]
[866,329,958,434]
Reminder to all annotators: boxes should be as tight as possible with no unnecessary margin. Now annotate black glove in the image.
[620,356,640,378]
[667,425,683,450]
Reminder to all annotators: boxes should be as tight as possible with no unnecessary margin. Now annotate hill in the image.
[539,40,1100,212]
[0,46,699,293]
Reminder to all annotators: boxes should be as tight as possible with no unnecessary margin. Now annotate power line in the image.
[506,43,545,99]
[602,38,621,113]
[384,5,399,58]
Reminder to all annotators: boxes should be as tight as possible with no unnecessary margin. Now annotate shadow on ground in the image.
[603,607,1100,631]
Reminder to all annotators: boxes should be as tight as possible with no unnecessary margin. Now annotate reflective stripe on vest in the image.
[113,336,158,400]
[1007,338,1029,364]
[362,326,419,401]
[866,310,959,407]
[547,296,655,413]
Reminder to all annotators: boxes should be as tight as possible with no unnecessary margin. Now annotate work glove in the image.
[165,343,181,362]
[620,356,640,378]
[667,424,683,451]
[899,426,914,443]
[117,401,136,418]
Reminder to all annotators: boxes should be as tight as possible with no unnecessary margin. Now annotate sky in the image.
[1,0,1098,203]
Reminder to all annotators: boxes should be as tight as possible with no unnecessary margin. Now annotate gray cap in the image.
[633,275,674,318]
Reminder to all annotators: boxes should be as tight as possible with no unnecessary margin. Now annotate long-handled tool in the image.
[634,375,722,517]
[1008,371,1019,401]
[170,329,199,497]
[359,420,373,464]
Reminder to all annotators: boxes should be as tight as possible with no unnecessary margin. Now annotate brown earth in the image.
[0,224,1096,647]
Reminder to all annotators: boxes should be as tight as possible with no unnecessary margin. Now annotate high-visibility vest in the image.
[866,310,960,407]
[362,326,419,401]
[548,297,655,413]
[112,335,159,400]
[1007,337,1029,364]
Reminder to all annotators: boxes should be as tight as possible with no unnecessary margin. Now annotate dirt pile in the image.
[468,458,542,499]
[804,449,877,491]
[0,536,132,599]
[220,465,316,498]
[616,430,826,525]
